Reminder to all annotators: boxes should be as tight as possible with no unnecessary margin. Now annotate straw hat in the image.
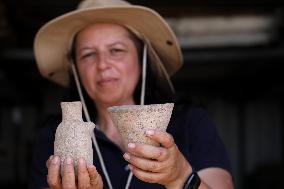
[34,0,183,87]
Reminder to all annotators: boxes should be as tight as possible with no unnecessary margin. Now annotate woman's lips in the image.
[97,78,117,86]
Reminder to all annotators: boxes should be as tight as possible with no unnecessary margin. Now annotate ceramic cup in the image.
[107,103,174,148]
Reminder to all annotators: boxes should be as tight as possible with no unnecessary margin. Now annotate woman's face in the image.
[75,23,140,107]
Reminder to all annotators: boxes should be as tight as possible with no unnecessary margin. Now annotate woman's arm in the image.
[198,168,234,189]
[124,130,234,189]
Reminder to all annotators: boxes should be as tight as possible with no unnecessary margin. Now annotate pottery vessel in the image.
[108,103,174,148]
[54,101,95,174]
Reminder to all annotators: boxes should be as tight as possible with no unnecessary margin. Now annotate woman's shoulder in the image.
[172,95,210,121]
[168,94,218,136]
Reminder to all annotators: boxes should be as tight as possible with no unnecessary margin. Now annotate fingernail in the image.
[128,143,135,149]
[128,164,133,170]
[123,153,130,160]
[146,130,154,136]
[88,164,95,169]
[52,156,59,164]
[79,157,85,165]
[49,155,53,160]
[66,157,72,165]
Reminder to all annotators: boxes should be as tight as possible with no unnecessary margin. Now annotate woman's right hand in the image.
[46,155,103,189]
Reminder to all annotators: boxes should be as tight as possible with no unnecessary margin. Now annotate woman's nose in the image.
[97,52,109,70]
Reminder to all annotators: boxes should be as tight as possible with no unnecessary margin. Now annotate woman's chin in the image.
[98,96,136,108]
[96,96,124,107]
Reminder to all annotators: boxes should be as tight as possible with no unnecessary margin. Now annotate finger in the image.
[127,143,169,161]
[129,164,164,184]
[78,158,91,189]
[88,165,103,187]
[146,130,174,149]
[46,155,54,169]
[123,153,165,173]
[62,157,76,189]
[47,156,62,189]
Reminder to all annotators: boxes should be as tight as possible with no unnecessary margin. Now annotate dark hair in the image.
[66,26,174,121]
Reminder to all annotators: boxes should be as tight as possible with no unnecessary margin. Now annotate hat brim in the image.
[34,6,183,87]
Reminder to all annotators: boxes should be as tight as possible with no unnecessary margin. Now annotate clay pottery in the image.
[54,101,95,174]
[108,103,174,148]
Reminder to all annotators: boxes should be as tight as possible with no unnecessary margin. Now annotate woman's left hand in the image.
[123,130,191,189]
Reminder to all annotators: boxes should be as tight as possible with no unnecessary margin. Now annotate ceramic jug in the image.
[54,101,95,174]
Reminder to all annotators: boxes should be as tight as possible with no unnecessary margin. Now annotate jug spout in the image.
[87,122,96,132]
[61,101,83,121]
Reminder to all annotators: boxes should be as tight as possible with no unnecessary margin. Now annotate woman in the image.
[30,0,234,189]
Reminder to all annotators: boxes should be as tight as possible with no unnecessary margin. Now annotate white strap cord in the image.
[125,43,148,189]
[71,64,113,189]
[71,64,91,122]
[140,43,147,106]
[145,39,175,94]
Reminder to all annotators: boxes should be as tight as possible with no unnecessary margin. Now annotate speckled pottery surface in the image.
[108,103,174,147]
[54,101,95,175]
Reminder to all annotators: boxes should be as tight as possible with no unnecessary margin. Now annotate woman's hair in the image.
[66,25,174,121]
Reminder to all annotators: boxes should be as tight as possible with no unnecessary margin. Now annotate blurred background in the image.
[0,0,283,188]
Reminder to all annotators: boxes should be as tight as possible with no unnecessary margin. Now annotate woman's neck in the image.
[95,98,135,128]
[95,98,136,125]
[96,105,114,131]
[95,99,136,151]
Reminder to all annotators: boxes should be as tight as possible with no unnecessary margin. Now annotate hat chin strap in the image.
[140,43,147,106]
[70,43,148,189]
[125,43,148,188]
[71,63,114,189]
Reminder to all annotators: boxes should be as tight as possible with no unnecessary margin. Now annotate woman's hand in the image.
[123,130,191,189]
[46,155,103,189]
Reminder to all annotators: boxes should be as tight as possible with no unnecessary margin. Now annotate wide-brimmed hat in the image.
[34,0,183,87]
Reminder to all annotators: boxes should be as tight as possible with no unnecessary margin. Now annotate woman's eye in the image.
[81,52,96,59]
[110,48,124,55]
